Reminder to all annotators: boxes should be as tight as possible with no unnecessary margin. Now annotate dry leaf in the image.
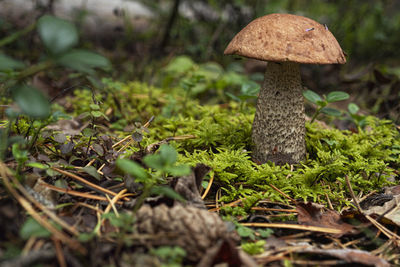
[296,202,354,236]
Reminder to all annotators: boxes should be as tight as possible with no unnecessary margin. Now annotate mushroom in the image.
[224,13,346,164]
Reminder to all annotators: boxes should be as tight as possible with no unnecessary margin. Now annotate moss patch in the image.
[69,79,400,214]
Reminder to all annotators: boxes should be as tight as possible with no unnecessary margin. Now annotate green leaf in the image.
[37,15,78,54]
[257,228,273,238]
[116,158,148,180]
[159,144,177,165]
[82,128,95,137]
[326,91,349,103]
[5,107,21,119]
[320,107,342,117]
[201,180,209,189]
[26,162,48,169]
[237,225,255,239]
[241,240,266,255]
[54,178,68,189]
[198,62,224,79]
[102,213,123,227]
[150,186,186,202]
[82,166,100,180]
[221,71,247,85]
[150,246,186,261]
[90,104,100,110]
[143,154,164,170]
[164,164,191,176]
[225,92,241,102]
[90,110,104,118]
[240,81,260,96]
[78,232,96,242]
[303,90,322,104]
[348,103,360,114]
[12,85,50,118]
[12,143,28,164]
[56,49,110,74]
[0,54,25,71]
[164,56,195,74]
[20,217,51,239]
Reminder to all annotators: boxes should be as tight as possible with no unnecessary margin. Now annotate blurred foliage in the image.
[138,0,400,64]
[0,15,110,160]
[1,1,398,113]
[160,55,259,104]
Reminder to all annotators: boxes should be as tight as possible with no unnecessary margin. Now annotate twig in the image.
[359,190,377,203]
[22,237,37,255]
[52,237,67,267]
[75,202,104,214]
[105,193,121,218]
[143,115,155,128]
[51,167,129,201]
[0,164,87,254]
[365,215,400,243]
[201,172,214,199]
[91,116,158,173]
[321,181,334,210]
[0,249,56,267]
[0,163,79,237]
[251,207,297,213]
[345,175,363,213]
[40,182,122,203]
[112,116,155,149]
[96,189,127,236]
[240,222,343,234]
[268,183,296,202]
[209,198,242,212]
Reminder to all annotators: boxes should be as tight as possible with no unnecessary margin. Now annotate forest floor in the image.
[1,66,400,266]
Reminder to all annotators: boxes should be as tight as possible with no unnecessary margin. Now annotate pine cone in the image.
[135,204,239,261]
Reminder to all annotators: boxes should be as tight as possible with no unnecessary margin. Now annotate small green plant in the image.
[161,55,257,103]
[303,90,349,123]
[226,80,260,110]
[116,144,190,211]
[0,15,110,160]
[346,102,367,128]
[236,224,273,240]
[237,223,271,255]
[11,143,28,175]
[241,240,266,255]
[100,212,137,245]
[150,246,186,267]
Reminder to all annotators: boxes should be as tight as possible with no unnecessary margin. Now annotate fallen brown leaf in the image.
[296,202,354,236]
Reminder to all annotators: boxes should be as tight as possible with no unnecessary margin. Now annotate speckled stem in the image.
[252,61,305,164]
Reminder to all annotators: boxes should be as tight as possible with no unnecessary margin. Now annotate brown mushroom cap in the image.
[224,13,346,64]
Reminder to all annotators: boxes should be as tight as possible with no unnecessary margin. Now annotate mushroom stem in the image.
[252,61,305,164]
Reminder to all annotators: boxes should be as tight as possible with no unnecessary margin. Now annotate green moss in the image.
[67,79,400,214]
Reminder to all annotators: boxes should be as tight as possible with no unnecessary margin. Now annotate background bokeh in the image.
[1,0,399,121]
